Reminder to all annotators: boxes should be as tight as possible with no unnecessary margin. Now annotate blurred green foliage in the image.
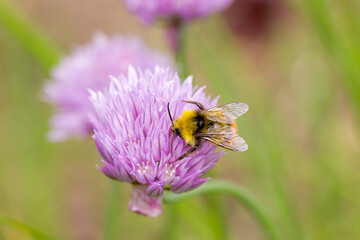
[0,0,61,69]
[0,0,360,239]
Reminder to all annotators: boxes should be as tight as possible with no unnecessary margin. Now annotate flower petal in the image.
[128,185,163,217]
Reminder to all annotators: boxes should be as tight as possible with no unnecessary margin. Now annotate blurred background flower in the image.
[43,33,172,141]
[121,0,235,24]
[90,67,224,217]
[121,0,235,53]
[223,0,286,40]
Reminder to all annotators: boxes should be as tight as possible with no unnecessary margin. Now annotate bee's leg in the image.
[183,100,204,110]
[172,140,201,163]
[176,147,198,161]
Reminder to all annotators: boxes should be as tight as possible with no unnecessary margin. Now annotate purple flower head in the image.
[122,0,235,24]
[43,33,172,141]
[90,66,225,217]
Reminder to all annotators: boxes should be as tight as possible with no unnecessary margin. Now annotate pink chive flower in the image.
[90,67,225,217]
[121,0,234,53]
[43,33,172,141]
[121,0,235,24]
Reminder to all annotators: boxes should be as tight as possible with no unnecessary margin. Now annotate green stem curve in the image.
[0,213,56,240]
[0,0,62,70]
[163,180,280,240]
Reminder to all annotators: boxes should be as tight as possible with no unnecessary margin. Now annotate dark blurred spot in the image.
[224,0,286,40]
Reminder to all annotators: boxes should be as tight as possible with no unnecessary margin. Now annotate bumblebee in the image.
[167,100,248,162]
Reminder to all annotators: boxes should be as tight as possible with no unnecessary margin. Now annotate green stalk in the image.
[164,181,280,240]
[166,18,187,79]
[175,24,187,79]
[161,204,181,240]
[0,214,56,240]
[0,0,62,70]
[103,181,122,240]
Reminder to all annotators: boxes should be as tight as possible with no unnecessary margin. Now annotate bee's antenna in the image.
[167,102,175,157]
[167,102,175,127]
[170,132,174,157]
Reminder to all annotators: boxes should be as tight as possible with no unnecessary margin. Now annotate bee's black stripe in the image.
[195,114,205,132]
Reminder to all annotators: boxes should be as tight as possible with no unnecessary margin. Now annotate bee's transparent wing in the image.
[223,135,248,152]
[197,123,248,152]
[203,102,249,124]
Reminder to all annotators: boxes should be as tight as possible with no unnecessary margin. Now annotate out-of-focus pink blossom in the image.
[122,0,235,24]
[43,33,172,141]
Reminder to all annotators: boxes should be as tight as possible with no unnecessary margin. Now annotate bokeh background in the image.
[1,0,360,239]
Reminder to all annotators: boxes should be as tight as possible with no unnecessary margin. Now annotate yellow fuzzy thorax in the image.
[173,110,198,146]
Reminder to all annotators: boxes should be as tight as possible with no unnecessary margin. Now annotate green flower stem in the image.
[0,0,62,70]
[103,181,122,240]
[161,204,181,240]
[175,26,186,79]
[164,180,280,240]
[169,19,187,79]
[0,213,56,240]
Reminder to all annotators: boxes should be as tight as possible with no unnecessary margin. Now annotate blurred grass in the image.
[0,0,61,70]
[0,0,360,240]
[292,0,360,239]
[186,18,305,240]
[102,181,122,240]
[297,0,360,119]
[0,214,56,240]
[164,180,280,240]
[0,27,58,237]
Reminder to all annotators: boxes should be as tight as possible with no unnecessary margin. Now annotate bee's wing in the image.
[197,123,248,152]
[203,103,249,124]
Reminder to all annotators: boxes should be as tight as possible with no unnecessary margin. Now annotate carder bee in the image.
[167,100,248,162]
